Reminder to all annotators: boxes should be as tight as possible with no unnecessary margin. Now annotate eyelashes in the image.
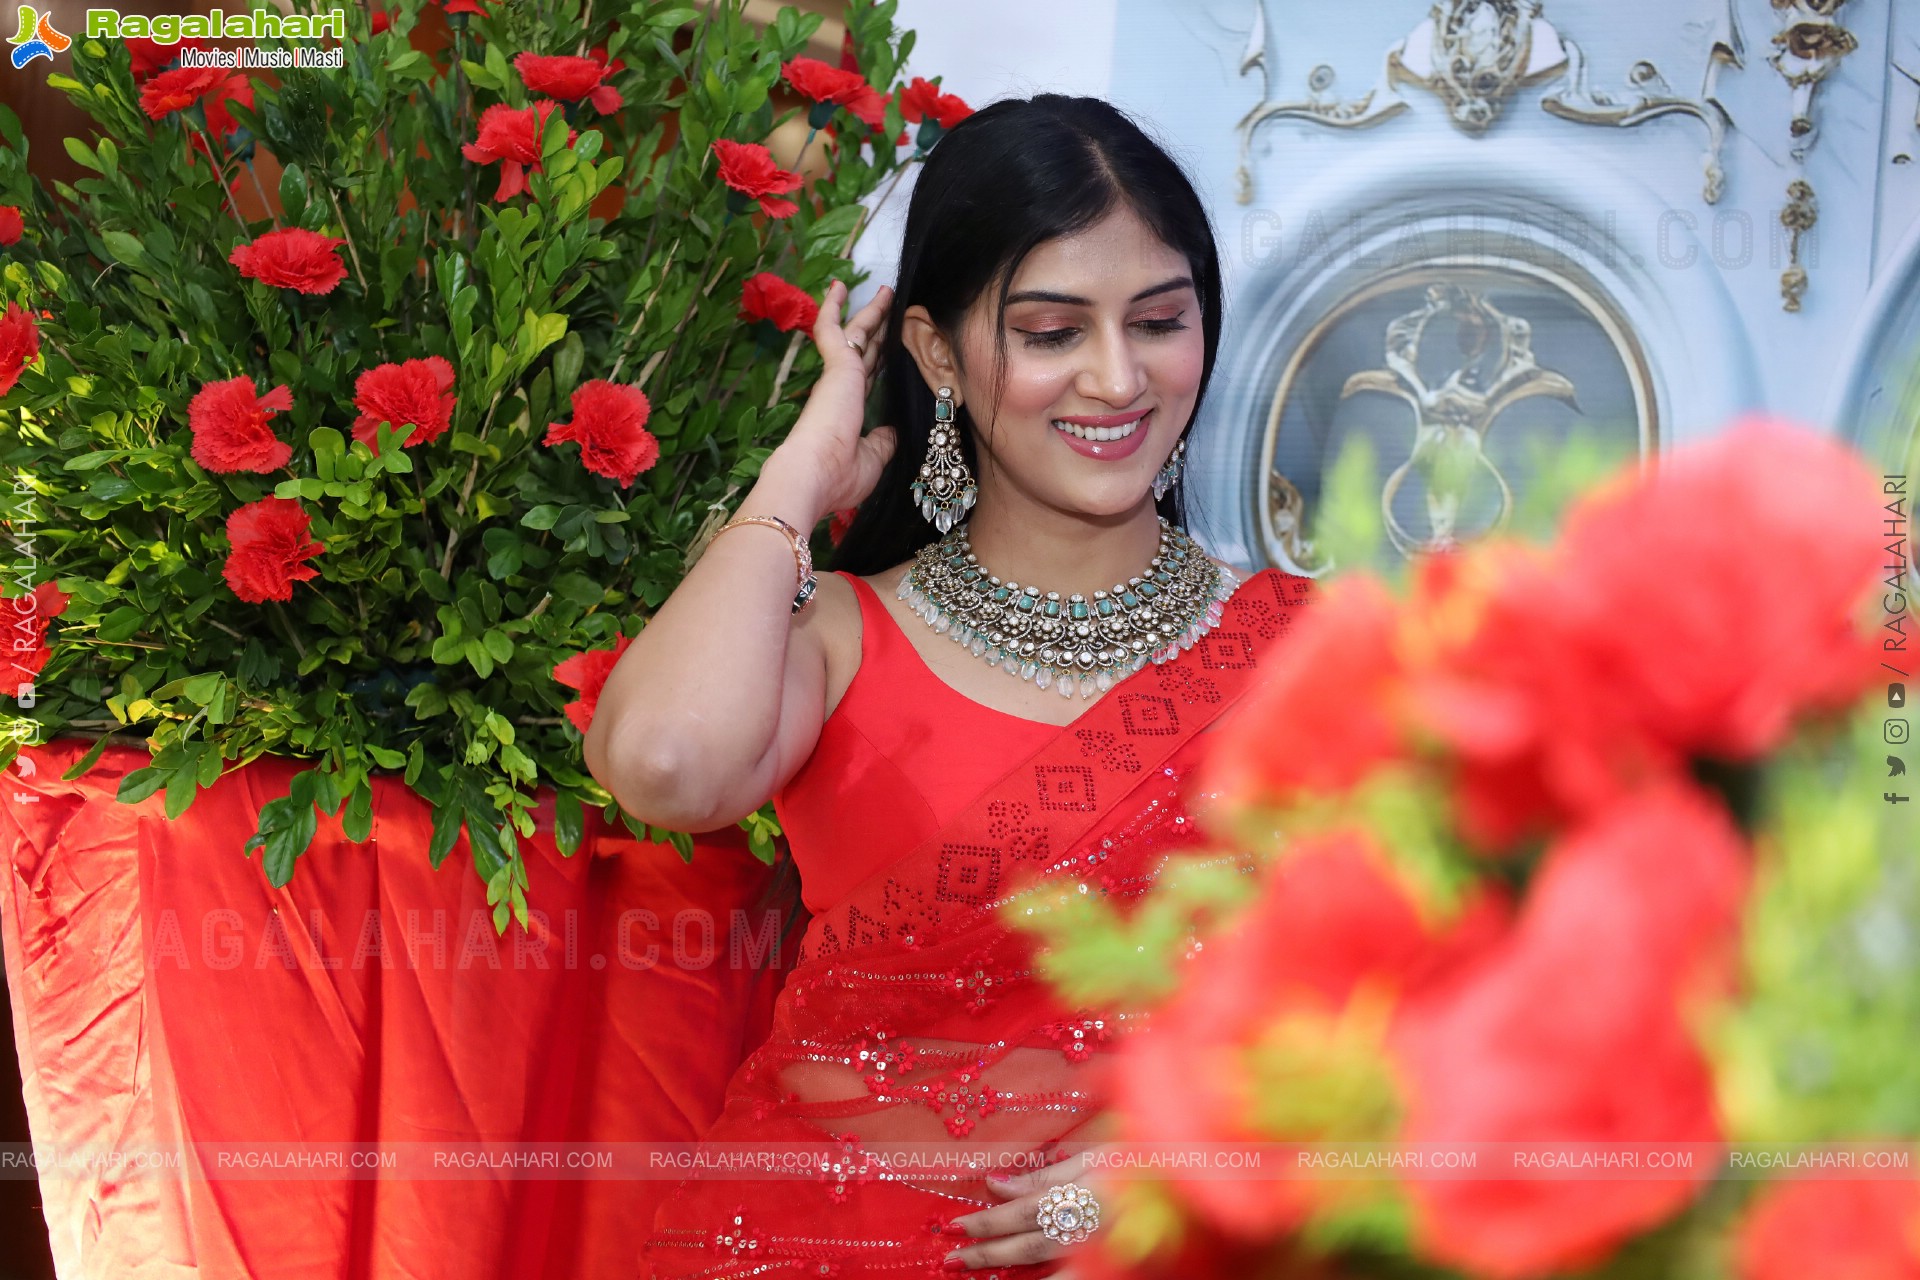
[1014,315,1191,350]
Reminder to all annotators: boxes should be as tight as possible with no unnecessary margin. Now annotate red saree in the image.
[641,567,1313,1278]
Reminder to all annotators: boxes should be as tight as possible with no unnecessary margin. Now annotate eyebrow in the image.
[1004,276,1195,307]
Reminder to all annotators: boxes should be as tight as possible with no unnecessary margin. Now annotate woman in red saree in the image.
[586,96,1313,1276]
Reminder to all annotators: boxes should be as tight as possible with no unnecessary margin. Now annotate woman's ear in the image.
[899,304,962,407]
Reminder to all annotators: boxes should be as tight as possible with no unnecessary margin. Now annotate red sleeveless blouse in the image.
[772,569,1061,915]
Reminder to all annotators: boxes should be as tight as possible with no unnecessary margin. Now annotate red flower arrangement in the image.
[899,76,973,131]
[513,52,622,114]
[1085,418,1893,1280]
[222,496,325,604]
[0,205,25,248]
[712,139,803,218]
[0,302,40,396]
[229,227,349,295]
[542,380,659,487]
[188,376,295,473]
[552,633,634,734]
[462,100,578,201]
[138,66,247,126]
[739,272,818,333]
[2,581,70,699]
[351,356,457,453]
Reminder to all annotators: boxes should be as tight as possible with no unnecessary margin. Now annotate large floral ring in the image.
[1034,1182,1101,1245]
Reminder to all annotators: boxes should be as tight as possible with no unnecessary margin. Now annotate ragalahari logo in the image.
[8,5,71,68]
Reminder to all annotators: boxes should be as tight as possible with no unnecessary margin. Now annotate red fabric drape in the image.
[0,738,797,1280]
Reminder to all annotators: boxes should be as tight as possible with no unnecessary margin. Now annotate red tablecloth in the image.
[0,739,796,1279]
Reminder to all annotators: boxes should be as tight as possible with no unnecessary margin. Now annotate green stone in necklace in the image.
[896,516,1241,700]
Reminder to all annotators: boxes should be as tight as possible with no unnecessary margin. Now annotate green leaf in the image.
[343,781,374,842]
[61,734,114,781]
[64,137,101,172]
[554,796,584,856]
[101,230,146,266]
[428,801,462,868]
[245,794,319,888]
[310,426,345,482]
[116,766,167,804]
[482,629,514,663]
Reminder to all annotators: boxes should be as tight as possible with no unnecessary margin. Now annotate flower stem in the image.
[326,187,369,290]
[242,158,279,229]
[196,120,253,239]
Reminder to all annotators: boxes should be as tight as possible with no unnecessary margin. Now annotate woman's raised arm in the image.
[583,282,897,831]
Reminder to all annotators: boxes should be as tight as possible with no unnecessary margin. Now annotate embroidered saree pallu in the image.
[642,569,1311,1278]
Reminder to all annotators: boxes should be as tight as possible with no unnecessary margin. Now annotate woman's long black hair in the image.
[828,94,1224,575]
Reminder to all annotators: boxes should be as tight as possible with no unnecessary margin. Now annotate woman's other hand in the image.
[763,279,898,516]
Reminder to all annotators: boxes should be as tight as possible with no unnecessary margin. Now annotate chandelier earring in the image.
[910,385,977,533]
[1152,435,1188,501]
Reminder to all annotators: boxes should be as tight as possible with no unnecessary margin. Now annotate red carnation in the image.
[228,226,348,295]
[553,633,633,734]
[739,272,819,333]
[125,36,210,79]
[543,380,659,487]
[223,496,325,604]
[0,302,40,396]
[712,139,803,219]
[2,581,70,700]
[188,376,294,473]
[442,0,488,14]
[1389,782,1748,1280]
[138,65,233,121]
[352,356,457,453]
[782,55,869,112]
[462,101,577,202]
[900,76,973,130]
[369,8,391,34]
[0,206,23,247]
[202,73,253,138]
[1735,1179,1920,1280]
[513,52,622,114]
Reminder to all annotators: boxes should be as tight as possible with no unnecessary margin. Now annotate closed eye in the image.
[1013,313,1190,349]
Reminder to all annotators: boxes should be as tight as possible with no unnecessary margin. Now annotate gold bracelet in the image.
[711,513,817,616]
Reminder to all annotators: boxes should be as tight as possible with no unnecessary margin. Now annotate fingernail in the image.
[942,1256,967,1272]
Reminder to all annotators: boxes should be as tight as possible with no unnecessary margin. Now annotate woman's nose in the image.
[1077,325,1147,407]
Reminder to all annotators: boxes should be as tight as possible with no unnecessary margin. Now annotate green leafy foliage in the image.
[0,0,926,921]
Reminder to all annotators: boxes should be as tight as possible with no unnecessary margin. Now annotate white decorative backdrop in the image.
[856,0,1920,576]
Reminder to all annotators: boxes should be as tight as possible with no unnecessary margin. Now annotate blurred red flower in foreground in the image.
[1,581,70,700]
[712,139,803,218]
[739,272,819,333]
[1735,1179,1920,1280]
[543,380,659,487]
[553,634,634,734]
[369,9,391,34]
[223,497,325,604]
[352,356,457,453]
[0,302,41,396]
[463,101,577,201]
[514,52,622,114]
[1412,417,1886,849]
[188,376,294,473]
[1390,781,1749,1279]
[0,205,24,247]
[229,227,348,294]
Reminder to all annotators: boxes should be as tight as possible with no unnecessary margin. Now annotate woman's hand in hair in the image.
[764,279,898,517]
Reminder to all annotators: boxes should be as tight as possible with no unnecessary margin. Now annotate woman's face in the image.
[948,204,1205,520]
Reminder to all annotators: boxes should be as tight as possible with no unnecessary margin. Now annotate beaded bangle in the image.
[711,513,817,616]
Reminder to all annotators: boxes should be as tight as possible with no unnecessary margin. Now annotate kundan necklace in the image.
[895,516,1241,700]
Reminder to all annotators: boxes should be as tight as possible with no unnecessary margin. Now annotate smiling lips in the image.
[1049,407,1153,460]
